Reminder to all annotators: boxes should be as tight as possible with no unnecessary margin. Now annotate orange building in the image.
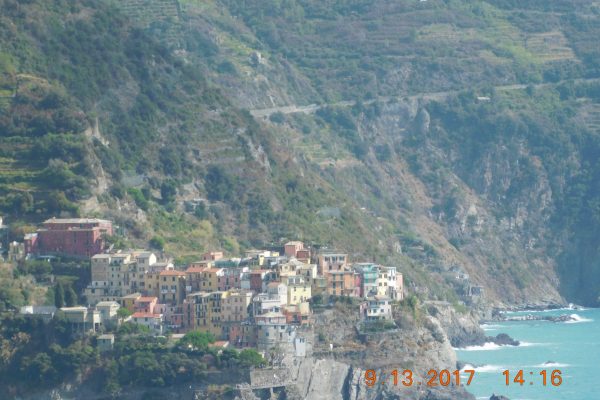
[326,270,359,297]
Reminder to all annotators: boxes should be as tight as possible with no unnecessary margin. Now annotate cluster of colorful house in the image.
[19,218,404,352]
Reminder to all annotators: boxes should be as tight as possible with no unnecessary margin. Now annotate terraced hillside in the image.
[3,0,600,306]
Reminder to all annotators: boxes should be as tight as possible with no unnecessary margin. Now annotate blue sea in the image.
[455,307,599,400]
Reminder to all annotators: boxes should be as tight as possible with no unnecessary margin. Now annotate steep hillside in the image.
[180,0,600,305]
[2,0,600,306]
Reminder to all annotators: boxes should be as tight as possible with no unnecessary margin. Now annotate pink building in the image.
[185,266,207,292]
[202,251,223,261]
[134,297,158,314]
[229,324,257,348]
[284,241,304,258]
[317,252,348,275]
[25,218,112,258]
[218,267,244,291]
[296,248,311,263]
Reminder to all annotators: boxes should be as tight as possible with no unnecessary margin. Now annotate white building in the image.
[266,282,288,306]
[96,301,120,327]
[252,293,281,316]
[365,295,393,321]
[255,311,295,351]
[97,333,115,352]
[376,266,403,301]
[60,306,102,333]
[131,312,164,334]
[19,305,57,323]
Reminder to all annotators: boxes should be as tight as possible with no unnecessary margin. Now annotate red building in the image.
[24,218,112,258]
[249,270,268,293]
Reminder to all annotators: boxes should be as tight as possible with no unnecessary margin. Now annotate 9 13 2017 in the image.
[364,369,475,387]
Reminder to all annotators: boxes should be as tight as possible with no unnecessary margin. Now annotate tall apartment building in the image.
[158,269,187,305]
[317,252,348,275]
[84,251,159,305]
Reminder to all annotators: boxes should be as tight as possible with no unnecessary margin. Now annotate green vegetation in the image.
[0,313,263,398]
[176,330,215,352]
[360,320,396,333]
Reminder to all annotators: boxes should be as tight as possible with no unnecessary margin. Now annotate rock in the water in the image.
[490,333,520,346]
[490,395,510,400]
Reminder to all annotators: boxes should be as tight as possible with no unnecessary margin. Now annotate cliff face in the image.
[275,303,475,400]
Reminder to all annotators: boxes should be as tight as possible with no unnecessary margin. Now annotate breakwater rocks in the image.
[509,314,572,322]
[499,302,583,313]
[500,314,578,322]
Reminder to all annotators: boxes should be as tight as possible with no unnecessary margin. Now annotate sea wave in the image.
[480,323,501,329]
[519,342,547,347]
[456,343,505,351]
[532,362,570,368]
[564,313,593,324]
[460,364,505,373]
[456,341,541,351]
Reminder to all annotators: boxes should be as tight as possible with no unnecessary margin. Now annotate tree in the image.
[46,191,77,214]
[20,352,57,385]
[194,202,208,220]
[160,180,177,204]
[149,236,165,251]
[54,282,64,308]
[117,307,132,319]
[205,165,235,202]
[238,349,266,367]
[64,285,77,307]
[10,192,33,214]
[177,331,215,352]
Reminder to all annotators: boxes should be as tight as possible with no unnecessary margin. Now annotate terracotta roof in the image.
[186,267,207,273]
[135,297,158,303]
[159,269,186,276]
[44,217,111,224]
[201,268,223,273]
[132,312,162,319]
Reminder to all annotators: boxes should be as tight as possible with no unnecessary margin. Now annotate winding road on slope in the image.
[249,78,600,119]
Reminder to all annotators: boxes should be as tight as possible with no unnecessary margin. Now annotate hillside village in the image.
[7,217,404,360]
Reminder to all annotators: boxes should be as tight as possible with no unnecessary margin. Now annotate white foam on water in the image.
[519,342,547,347]
[480,323,502,329]
[460,363,505,373]
[532,362,570,368]
[457,342,504,351]
[475,364,505,373]
[564,313,593,324]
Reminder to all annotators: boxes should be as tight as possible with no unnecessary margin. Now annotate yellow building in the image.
[221,290,252,323]
[286,276,312,306]
[120,292,142,312]
[158,269,187,305]
[144,270,162,298]
[200,268,224,292]
[184,291,225,338]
